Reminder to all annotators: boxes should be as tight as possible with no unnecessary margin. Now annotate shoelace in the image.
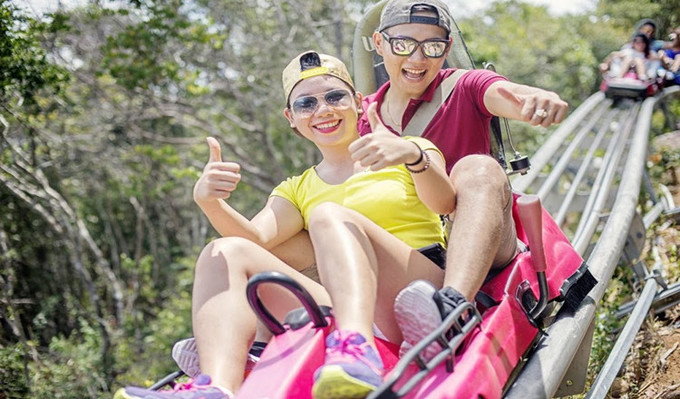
[169,375,208,392]
[327,332,382,375]
[329,332,365,355]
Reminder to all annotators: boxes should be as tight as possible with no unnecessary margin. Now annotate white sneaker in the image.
[171,337,263,378]
[393,280,444,361]
[172,337,201,378]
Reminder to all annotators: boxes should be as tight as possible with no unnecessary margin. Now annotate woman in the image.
[114,50,455,399]
[601,33,658,80]
[659,28,680,75]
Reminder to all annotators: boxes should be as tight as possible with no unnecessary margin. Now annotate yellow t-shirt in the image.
[270,137,446,250]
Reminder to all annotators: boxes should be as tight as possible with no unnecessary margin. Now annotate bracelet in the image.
[405,149,431,173]
[405,142,424,166]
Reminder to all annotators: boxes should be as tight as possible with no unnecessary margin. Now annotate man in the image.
[355,0,568,359]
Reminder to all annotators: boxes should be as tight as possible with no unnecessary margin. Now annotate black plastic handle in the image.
[246,271,329,335]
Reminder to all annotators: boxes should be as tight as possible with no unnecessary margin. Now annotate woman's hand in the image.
[193,137,242,204]
[349,102,421,170]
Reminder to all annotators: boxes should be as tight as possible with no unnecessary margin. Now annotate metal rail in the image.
[512,91,606,196]
[505,86,680,398]
[586,261,663,399]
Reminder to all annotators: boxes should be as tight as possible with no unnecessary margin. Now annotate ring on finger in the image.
[534,108,548,118]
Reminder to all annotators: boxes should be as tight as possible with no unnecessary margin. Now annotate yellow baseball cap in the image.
[282,51,355,105]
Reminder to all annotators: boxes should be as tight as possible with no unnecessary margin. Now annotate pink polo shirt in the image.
[358,69,507,173]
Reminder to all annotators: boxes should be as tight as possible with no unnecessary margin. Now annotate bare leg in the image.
[192,237,331,392]
[616,56,634,78]
[443,155,516,301]
[307,202,444,345]
[633,58,647,80]
[260,230,316,344]
[672,55,680,73]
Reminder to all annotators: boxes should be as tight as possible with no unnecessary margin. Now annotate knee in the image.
[308,202,366,242]
[196,237,259,275]
[308,202,349,230]
[450,155,510,202]
[450,155,506,188]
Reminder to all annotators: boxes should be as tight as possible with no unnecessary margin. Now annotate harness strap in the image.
[402,69,467,137]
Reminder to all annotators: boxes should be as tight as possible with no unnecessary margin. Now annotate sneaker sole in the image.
[172,337,259,378]
[172,337,201,378]
[394,280,442,361]
[312,365,377,399]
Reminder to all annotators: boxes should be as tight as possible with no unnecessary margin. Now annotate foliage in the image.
[588,282,627,377]
[596,0,679,39]
[0,0,69,106]
[648,99,680,192]
[462,1,599,107]
[460,1,600,156]
[0,344,30,399]
[29,321,109,399]
[1,0,678,397]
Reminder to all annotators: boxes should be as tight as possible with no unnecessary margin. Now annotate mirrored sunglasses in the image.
[381,32,449,58]
[291,89,353,116]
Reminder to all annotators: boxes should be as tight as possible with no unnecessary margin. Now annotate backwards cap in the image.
[378,0,452,36]
[282,51,354,104]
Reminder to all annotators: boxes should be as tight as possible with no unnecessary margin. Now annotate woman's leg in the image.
[633,58,647,80]
[307,202,444,345]
[616,56,634,78]
[672,54,680,73]
[192,236,331,392]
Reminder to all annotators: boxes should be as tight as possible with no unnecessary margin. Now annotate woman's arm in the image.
[407,146,455,215]
[349,103,455,215]
[194,137,304,247]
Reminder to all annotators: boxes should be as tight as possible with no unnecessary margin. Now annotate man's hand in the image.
[496,85,568,128]
[193,137,241,204]
[348,102,421,170]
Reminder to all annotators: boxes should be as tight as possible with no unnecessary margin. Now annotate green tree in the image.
[1,0,373,396]
[460,1,600,155]
[596,0,679,37]
[2,0,677,397]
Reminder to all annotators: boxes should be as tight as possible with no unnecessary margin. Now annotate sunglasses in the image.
[381,32,450,58]
[291,89,353,116]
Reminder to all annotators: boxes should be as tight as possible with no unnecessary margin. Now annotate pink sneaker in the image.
[113,374,233,399]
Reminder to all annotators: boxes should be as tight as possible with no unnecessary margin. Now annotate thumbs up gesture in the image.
[193,137,242,204]
[348,102,422,171]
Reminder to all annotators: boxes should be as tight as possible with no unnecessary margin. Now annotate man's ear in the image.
[373,31,384,56]
[283,107,296,128]
[444,37,453,57]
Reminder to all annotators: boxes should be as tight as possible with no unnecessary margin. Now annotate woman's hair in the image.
[633,33,651,57]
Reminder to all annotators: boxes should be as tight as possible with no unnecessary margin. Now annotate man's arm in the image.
[483,80,569,128]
